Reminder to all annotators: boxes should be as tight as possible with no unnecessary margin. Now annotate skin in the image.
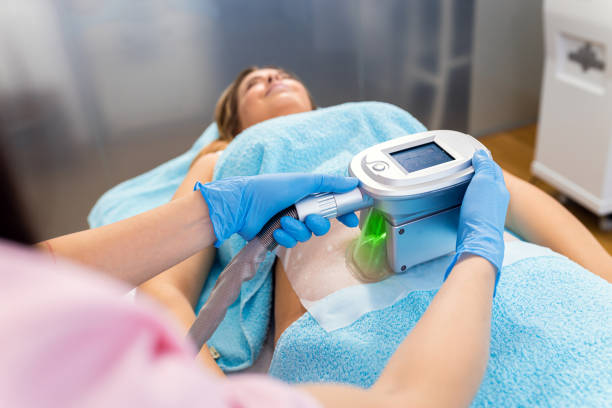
[237,68,313,132]
[39,191,214,288]
[139,151,223,376]
[502,171,612,281]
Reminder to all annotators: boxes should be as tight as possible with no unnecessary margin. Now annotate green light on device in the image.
[361,208,387,243]
[348,209,392,282]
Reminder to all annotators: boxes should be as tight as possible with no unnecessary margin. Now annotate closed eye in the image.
[245,76,264,90]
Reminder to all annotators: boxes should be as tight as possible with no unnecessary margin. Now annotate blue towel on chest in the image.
[269,246,612,407]
[88,101,427,371]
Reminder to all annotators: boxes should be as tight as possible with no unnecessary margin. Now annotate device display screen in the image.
[390,142,454,173]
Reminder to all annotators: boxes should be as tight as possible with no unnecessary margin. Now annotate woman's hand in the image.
[446,150,510,286]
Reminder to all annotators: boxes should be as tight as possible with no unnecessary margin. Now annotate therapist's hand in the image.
[446,150,510,284]
[195,173,360,247]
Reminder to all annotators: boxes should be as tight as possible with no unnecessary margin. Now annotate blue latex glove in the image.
[195,173,360,248]
[444,150,510,293]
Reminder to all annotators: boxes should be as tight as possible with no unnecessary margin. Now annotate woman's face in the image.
[237,68,312,132]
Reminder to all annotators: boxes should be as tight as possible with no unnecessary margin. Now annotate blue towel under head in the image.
[270,245,612,407]
[88,101,427,371]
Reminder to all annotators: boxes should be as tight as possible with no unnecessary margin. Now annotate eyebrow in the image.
[245,75,263,86]
[241,75,263,94]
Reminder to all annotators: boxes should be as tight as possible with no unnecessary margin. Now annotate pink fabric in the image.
[0,241,319,408]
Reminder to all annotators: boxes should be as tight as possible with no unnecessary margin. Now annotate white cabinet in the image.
[533,0,612,221]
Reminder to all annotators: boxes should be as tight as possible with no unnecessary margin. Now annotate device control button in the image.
[372,162,387,171]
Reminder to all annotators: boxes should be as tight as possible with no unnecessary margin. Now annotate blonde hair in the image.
[191,66,315,165]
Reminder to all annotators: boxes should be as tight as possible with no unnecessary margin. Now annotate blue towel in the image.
[88,101,427,371]
[269,246,612,407]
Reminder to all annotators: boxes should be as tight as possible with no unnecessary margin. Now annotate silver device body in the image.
[295,130,488,273]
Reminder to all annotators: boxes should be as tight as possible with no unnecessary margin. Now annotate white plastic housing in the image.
[349,130,488,199]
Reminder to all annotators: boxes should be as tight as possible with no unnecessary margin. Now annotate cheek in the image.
[238,83,265,112]
[238,94,264,128]
[294,84,313,108]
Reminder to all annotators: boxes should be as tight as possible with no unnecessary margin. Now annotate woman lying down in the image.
[126,66,612,406]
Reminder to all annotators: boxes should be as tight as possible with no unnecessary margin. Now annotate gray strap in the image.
[187,205,297,353]
[187,238,268,350]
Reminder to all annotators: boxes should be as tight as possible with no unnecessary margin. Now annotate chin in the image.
[270,98,311,116]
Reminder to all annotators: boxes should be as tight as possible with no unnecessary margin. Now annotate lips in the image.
[265,82,290,97]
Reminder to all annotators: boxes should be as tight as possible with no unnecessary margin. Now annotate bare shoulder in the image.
[192,151,223,172]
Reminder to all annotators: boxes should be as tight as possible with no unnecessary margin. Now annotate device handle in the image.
[294,187,373,221]
[187,189,372,350]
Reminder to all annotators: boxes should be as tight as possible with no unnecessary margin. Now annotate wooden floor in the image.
[480,124,612,255]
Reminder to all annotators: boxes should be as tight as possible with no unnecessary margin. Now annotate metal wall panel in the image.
[1,0,478,239]
[469,0,544,136]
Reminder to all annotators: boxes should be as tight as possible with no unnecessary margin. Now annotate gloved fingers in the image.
[307,174,359,194]
[474,150,505,184]
[472,150,492,171]
[472,150,497,179]
[304,214,331,236]
[280,216,312,242]
[273,229,298,248]
[337,212,359,228]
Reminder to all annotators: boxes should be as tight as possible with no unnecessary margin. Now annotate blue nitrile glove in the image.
[195,173,360,248]
[444,150,510,294]
[273,211,359,248]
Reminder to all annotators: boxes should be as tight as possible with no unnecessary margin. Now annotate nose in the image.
[267,71,282,83]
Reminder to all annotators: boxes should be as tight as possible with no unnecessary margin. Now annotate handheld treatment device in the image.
[188,130,488,349]
[297,130,488,274]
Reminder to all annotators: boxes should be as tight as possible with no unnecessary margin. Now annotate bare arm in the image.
[301,255,496,408]
[38,191,215,288]
[133,152,223,374]
[138,153,220,321]
[503,170,612,282]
